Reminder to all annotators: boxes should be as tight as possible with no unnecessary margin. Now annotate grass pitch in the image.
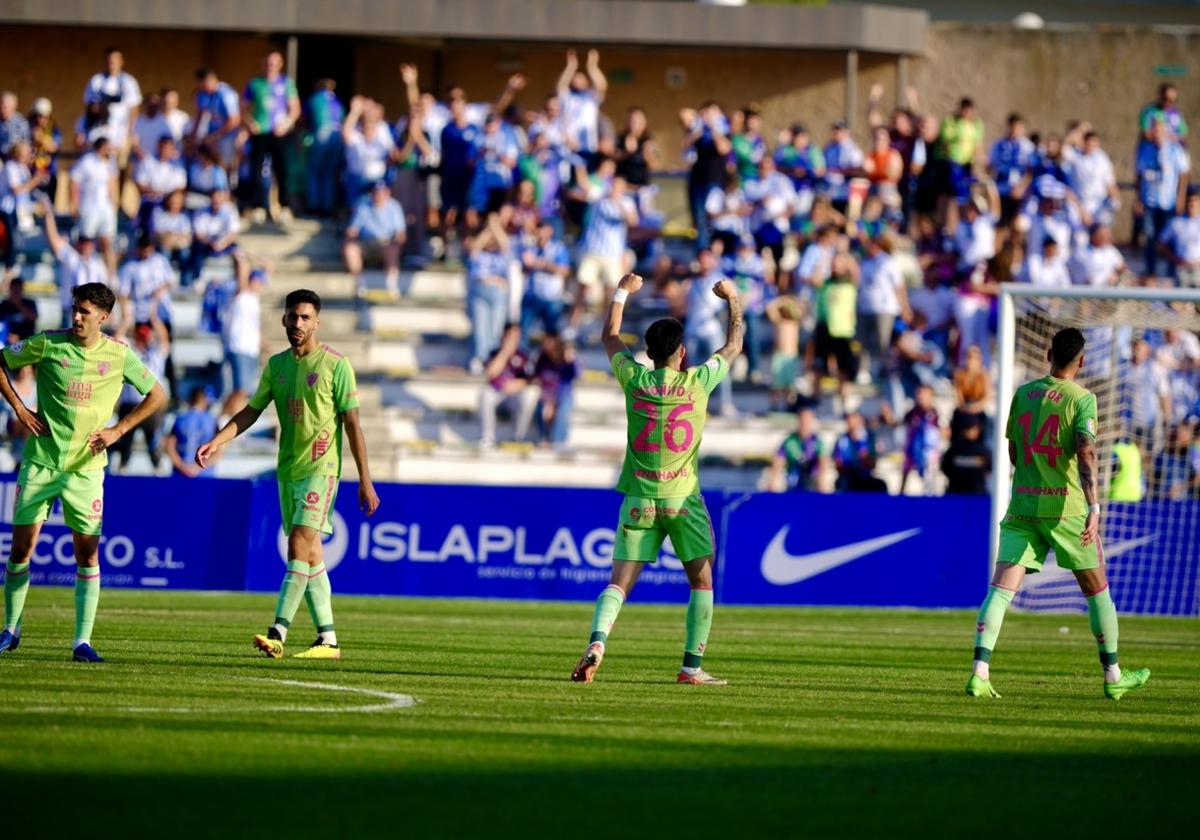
[0,590,1197,838]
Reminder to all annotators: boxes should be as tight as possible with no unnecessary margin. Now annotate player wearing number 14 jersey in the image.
[571,272,744,686]
[967,328,1149,700]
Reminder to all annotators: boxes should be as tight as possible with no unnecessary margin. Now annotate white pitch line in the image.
[29,678,419,715]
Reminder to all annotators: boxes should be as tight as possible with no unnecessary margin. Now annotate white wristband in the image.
[612,289,628,305]
[1089,503,1101,514]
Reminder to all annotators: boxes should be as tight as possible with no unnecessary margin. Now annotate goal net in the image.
[994,286,1200,616]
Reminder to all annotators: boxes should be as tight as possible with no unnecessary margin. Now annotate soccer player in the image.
[195,290,379,659]
[0,283,166,662]
[571,272,743,686]
[967,328,1150,700]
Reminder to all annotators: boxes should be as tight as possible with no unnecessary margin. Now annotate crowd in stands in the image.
[0,45,1197,496]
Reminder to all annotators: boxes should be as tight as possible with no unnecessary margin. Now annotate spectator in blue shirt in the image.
[343,180,406,300]
[833,410,889,493]
[988,113,1035,223]
[186,143,230,200]
[469,113,519,216]
[305,78,344,217]
[520,220,572,341]
[440,98,482,232]
[165,387,219,478]
[467,212,514,374]
[1136,119,1192,276]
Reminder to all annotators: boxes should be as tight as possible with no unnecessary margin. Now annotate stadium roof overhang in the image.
[0,0,927,55]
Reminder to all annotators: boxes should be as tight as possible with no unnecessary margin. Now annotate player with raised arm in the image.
[571,272,744,686]
[967,328,1150,700]
[195,289,379,660]
[0,283,166,662]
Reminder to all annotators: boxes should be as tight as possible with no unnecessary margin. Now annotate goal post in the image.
[992,284,1200,616]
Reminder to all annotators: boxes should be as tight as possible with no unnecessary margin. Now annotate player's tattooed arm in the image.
[603,273,642,360]
[714,280,745,363]
[1077,431,1101,547]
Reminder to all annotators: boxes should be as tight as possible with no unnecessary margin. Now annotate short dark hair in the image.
[285,289,322,313]
[645,318,684,363]
[73,282,116,313]
[1050,327,1085,369]
[1007,112,1023,126]
[188,386,208,406]
[104,46,122,58]
[136,232,154,250]
[959,97,975,110]
[195,67,216,80]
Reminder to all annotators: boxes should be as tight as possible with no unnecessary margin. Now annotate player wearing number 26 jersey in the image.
[966,328,1149,701]
[571,270,744,687]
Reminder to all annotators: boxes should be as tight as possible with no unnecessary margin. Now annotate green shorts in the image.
[279,474,340,536]
[997,514,1100,573]
[612,495,714,564]
[13,461,106,536]
[771,353,800,390]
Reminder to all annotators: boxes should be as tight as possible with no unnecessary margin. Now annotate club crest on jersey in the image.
[10,340,23,354]
[306,372,319,387]
[706,358,720,370]
[311,429,331,461]
[59,357,70,368]
[97,361,111,376]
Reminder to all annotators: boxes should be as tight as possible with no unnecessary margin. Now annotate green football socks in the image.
[588,584,625,645]
[4,560,31,632]
[683,586,714,670]
[1087,585,1121,679]
[972,584,1015,678]
[272,560,311,642]
[304,562,337,643]
[73,564,100,646]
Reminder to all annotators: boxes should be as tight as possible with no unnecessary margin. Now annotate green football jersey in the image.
[612,351,729,497]
[1005,375,1097,518]
[2,330,156,472]
[249,344,360,481]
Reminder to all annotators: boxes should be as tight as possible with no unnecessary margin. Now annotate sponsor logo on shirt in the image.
[66,381,93,403]
[97,361,111,376]
[87,498,104,521]
[311,429,330,462]
[288,398,304,421]
[630,504,689,521]
[91,498,103,512]
[304,491,320,511]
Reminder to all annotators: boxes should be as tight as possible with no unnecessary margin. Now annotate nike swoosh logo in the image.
[761,526,923,585]
[1028,534,1159,588]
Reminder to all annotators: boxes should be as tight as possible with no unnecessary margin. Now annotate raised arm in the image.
[585,49,607,100]
[39,195,67,254]
[195,403,265,468]
[866,82,885,130]
[557,50,579,96]
[493,74,526,116]
[713,280,745,363]
[399,63,421,111]
[1076,432,1099,546]
[342,96,365,144]
[603,272,642,360]
[342,408,380,516]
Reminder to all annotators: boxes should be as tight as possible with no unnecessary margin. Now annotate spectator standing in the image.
[184,188,239,286]
[613,106,657,188]
[439,93,483,237]
[857,232,908,380]
[70,136,118,277]
[823,120,864,214]
[469,113,520,217]
[304,79,344,217]
[942,411,992,495]
[1,142,46,281]
[833,410,888,493]
[1126,338,1171,454]
[520,220,572,339]
[109,318,167,474]
[1139,83,1189,145]
[117,232,174,337]
[557,49,607,166]
[684,248,735,415]
[1159,188,1200,287]
[221,265,265,417]
[576,175,637,305]
[0,329,37,465]
[862,126,903,202]
[342,96,395,208]
[1069,132,1119,224]
[532,332,579,449]
[82,47,142,173]
[988,113,1035,222]
[478,323,538,448]
[705,171,750,254]
[0,91,30,157]
[164,387,219,478]
[1136,119,1191,276]
[900,383,943,494]
[28,98,60,205]
[1021,237,1072,288]
[745,155,796,267]
[769,407,828,492]
[681,102,731,250]
[936,98,984,207]
[151,189,193,267]
[39,196,108,327]
[813,253,860,405]
[730,105,766,183]
[133,135,187,229]
[774,124,825,217]
[0,278,39,340]
[190,67,241,173]
[343,180,406,300]
[1151,422,1198,499]
[242,50,301,224]
[1070,224,1127,287]
[765,294,803,412]
[466,214,514,374]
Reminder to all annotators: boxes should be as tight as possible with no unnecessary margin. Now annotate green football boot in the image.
[1104,667,1150,701]
[966,674,1001,698]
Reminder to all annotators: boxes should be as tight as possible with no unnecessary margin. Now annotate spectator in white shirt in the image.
[705,171,750,255]
[184,188,239,285]
[1021,237,1072,287]
[1159,188,1200,288]
[39,195,109,327]
[857,232,909,379]
[1024,196,1075,262]
[69,136,118,276]
[953,193,998,277]
[118,233,175,337]
[133,135,187,229]
[151,189,193,269]
[1069,132,1119,224]
[221,262,265,417]
[343,96,395,208]
[685,248,735,415]
[577,175,638,306]
[83,47,142,167]
[556,49,607,163]
[1127,338,1172,453]
[1,142,47,282]
[1070,224,1127,287]
[744,155,796,267]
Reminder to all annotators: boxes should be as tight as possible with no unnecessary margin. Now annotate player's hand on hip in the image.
[713,279,738,301]
[16,407,47,436]
[617,273,643,294]
[359,481,380,517]
[88,427,122,455]
[1080,511,1100,547]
